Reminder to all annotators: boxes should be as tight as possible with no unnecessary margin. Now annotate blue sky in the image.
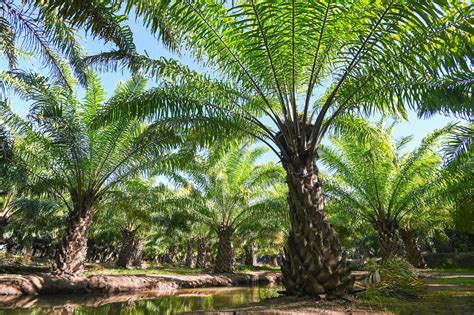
[7,13,459,164]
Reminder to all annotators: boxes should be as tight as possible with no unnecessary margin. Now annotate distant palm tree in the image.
[320,121,466,267]
[0,71,187,276]
[167,143,286,273]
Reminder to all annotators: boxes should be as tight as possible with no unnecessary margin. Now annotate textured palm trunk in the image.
[196,237,207,269]
[244,244,257,266]
[53,194,95,277]
[116,229,137,268]
[400,227,426,268]
[164,245,178,264]
[185,238,195,268]
[0,216,8,245]
[281,156,353,296]
[131,237,145,267]
[214,225,233,273]
[373,217,403,258]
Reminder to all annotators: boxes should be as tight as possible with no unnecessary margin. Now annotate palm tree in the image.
[106,177,163,268]
[442,123,474,235]
[0,127,48,246]
[320,120,457,266]
[0,71,187,276]
[167,143,285,273]
[39,0,473,295]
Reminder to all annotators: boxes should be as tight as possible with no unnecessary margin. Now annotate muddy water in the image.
[0,285,281,314]
[0,276,472,314]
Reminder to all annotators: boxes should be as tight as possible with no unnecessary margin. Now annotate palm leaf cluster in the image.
[167,143,285,233]
[90,0,474,159]
[320,120,467,258]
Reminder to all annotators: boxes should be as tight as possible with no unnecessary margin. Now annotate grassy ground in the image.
[85,264,280,276]
[354,268,474,314]
[427,267,474,274]
[0,253,280,276]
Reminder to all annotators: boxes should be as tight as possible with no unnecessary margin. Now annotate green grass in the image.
[428,268,474,274]
[85,267,207,276]
[425,277,474,285]
[85,264,280,276]
[357,288,400,303]
[235,265,280,273]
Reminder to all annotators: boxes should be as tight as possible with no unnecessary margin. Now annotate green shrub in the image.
[361,258,425,299]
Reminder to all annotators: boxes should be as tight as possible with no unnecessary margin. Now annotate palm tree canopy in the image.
[320,120,455,224]
[0,70,188,210]
[166,143,286,232]
[84,0,473,160]
[0,0,90,89]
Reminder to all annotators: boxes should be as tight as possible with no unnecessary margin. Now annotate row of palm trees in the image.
[0,0,472,296]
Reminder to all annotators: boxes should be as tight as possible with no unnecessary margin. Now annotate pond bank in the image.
[207,271,474,314]
[0,271,281,296]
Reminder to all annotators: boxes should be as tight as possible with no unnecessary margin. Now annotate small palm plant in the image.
[167,143,285,273]
[0,71,185,276]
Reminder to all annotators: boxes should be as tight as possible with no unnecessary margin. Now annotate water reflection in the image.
[0,286,281,314]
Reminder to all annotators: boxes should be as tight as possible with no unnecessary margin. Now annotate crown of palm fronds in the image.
[162,143,286,233]
[320,120,457,228]
[81,0,473,160]
[0,68,189,211]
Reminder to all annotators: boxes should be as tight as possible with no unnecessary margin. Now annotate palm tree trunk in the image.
[373,217,403,258]
[0,216,8,246]
[281,157,353,296]
[53,203,94,277]
[400,227,426,268]
[196,236,207,268]
[244,244,257,266]
[185,238,195,268]
[131,237,145,267]
[116,228,137,268]
[214,225,233,273]
[164,245,178,264]
[272,255,279,267]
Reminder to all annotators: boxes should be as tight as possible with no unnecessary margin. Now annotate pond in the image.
[0,275,472,314]
[0,285,281,314]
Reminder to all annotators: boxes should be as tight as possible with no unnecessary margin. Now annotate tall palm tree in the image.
[168,143,285,273]
[320,121,462,266]
[38,0,473,295]
[0,71,187,276]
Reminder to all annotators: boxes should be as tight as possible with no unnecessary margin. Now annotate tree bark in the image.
[185,238,195,268]
[272,255,279,267]
[373,217,403,258]
[214,225,233,273]
[163,245,178,264]
[196,236,207,269]
[116,228,137,268]
[400,227,426,268]
[281,156,353,296]
[0,216,8,246]
[244,244,258,266]
[53,192,95,277]
[131,237,145,267]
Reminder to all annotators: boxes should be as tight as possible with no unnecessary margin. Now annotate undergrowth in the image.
[360,258,425,300]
